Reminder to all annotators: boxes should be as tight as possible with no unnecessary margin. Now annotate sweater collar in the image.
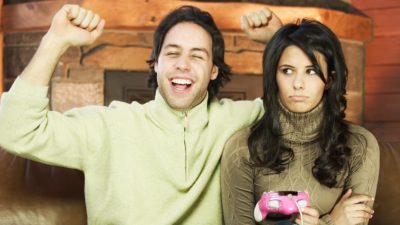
[278,99,324,145]
[147,89,209,131]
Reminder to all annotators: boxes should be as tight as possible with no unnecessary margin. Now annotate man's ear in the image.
[154,62,158,74]
[211,65,218,80]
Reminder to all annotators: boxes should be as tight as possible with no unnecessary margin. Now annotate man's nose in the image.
[175,56,190,71]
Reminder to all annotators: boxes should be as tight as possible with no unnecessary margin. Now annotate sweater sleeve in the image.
[347,127,380,197]
[221,129,257,225]
[346,126,380,224]
[319,126,380,225]
[0,77,108,170]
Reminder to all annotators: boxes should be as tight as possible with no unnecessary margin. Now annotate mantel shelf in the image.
[2,0,372,42]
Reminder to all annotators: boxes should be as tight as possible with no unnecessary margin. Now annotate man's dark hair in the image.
[147,5,231,101]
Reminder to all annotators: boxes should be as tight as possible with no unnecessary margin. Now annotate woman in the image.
[221,19,379,225]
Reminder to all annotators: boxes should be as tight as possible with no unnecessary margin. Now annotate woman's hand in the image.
[330,189,374,225]
[294,206,320,225]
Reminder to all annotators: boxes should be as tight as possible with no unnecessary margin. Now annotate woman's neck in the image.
[278,99,324,145]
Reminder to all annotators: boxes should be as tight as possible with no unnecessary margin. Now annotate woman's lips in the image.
[290,95,308,102]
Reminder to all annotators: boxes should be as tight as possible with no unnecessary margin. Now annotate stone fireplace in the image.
[2,0,372,124]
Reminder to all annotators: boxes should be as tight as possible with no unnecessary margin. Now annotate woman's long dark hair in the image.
[248,19,351,188]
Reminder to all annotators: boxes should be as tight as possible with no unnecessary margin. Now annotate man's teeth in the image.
[172,79,192,85]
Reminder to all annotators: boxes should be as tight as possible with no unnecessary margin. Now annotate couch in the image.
[0,141,398,225]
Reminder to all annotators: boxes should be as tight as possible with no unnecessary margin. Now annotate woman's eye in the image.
[282,68,293,75]
[307,69,317,75]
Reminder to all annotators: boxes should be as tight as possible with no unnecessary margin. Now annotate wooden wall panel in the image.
[365,94,400,122]
[0,33,3,94]
[365,65,400,79]
[352,0,400,141]
[365,65,400,94]
[361,7,400,37]
[365,36,400,66]
[0,0,3,94]
[351,0,400,10]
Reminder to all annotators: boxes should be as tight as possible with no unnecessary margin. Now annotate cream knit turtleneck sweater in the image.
[221,101,379,225]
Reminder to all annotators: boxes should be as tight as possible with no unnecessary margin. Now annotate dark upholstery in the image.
[0,150,86,225]
[369,141,400,225]
[0,141,398,224]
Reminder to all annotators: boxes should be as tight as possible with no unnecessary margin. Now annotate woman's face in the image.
[276,45,327,113]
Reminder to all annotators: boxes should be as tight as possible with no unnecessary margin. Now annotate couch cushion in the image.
[369,141,400,225]
[0,149,86,225]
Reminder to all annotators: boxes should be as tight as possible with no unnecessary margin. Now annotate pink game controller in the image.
[254,191,309,222]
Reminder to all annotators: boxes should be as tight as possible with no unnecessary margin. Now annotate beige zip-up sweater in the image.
[0,77,263,225]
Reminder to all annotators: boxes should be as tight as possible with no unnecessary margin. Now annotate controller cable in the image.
[294,201,304,225]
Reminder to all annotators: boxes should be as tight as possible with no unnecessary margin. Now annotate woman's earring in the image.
[325,71,336,90]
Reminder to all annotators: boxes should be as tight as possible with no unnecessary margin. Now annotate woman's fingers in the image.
[294,207,319,225]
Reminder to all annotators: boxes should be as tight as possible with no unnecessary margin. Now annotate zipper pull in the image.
[183,112,188,129]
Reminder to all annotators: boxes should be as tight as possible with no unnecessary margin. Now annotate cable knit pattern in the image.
[221,102,380,225]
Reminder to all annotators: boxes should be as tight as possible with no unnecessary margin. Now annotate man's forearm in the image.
[17,4,104,87]
[20,33,68,86]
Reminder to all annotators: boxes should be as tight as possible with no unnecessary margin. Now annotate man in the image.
[0,4,281,225]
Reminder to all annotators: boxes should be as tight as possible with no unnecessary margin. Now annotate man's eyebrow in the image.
[163,44,181,50]
[163,44,210,56]
[191,48,209,56]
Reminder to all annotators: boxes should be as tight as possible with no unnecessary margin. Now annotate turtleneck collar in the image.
[147,89,209,132]
[278,99,324,145]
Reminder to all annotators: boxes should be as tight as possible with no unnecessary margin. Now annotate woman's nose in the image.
[293,75,304,89]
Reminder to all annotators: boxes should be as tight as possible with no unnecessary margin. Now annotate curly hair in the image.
[146,5,231,101]
[248,19,351,188]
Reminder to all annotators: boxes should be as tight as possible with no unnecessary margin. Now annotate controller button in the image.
[297,200,307,208]
[268,200,280,208]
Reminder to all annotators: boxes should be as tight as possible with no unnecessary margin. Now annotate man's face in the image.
[155,22,218,111]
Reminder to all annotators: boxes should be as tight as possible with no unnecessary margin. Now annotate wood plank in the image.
[365,65,400,94]
[366,36,400,66]
[361,7,400,37]
[365,65,400,79]
[365,94,400,122]
[2,0,373,42]
[82,45,151,72]
[346,91,363,125]
[366,76,400,94]
[0,0,3,94]
[364,122,400,142]
[352,0,400,10]
[226,50,263,75]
